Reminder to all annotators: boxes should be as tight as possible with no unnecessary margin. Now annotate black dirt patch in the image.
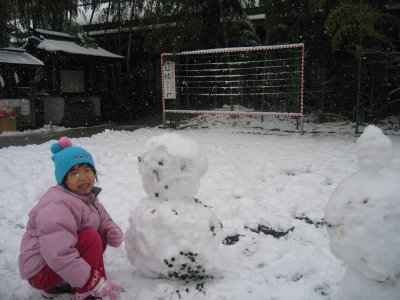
[294,215,326,228]
[245,224,294,238]
[223,234,242,245]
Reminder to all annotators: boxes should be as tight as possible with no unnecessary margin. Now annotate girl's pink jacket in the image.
[18,185,122,288]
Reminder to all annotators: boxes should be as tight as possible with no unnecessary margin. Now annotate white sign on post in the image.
[20,99,30,116]
[163,61,176,99]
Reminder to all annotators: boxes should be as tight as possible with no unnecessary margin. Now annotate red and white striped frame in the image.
[161,43,305,122]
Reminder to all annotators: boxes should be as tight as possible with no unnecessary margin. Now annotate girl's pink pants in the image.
[28,229,107,291]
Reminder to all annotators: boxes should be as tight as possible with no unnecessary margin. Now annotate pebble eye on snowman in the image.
[324,125,400,300]
[125,133,223,285]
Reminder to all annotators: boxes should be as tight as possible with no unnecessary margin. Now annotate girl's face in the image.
[65,164,95,195]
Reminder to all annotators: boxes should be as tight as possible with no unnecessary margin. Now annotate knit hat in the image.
[51,136,96,184]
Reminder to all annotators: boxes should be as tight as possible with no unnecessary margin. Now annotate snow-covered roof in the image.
[87,22,176,37]
[34,38,123,58]
[34,28,72,39]
[385,3,400,10]
[0,48,44,66]
[28,29,124,59]
[248,13,265,21]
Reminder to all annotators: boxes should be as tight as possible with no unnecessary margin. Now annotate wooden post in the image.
[28,67,36,128]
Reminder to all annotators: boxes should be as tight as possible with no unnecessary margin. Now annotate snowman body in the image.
[125,133,223,279]
[325,126,400,299]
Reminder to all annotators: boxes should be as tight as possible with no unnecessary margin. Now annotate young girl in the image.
[19,137,124,300]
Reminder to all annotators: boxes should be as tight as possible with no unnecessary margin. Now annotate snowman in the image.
[324,125,400,300]
[125,132,223,281]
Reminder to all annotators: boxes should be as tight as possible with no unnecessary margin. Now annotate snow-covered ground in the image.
[1,115,399,300]
[0,124,69,137]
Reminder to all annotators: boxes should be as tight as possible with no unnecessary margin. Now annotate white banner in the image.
[163,61,176,99]
[0,99,30,115]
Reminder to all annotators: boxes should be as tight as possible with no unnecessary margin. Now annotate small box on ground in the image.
[0,118,17,132]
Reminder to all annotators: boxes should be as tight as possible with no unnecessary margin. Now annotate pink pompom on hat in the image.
[58,136,72,149]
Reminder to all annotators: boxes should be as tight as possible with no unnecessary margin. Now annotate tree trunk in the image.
[117,0,122,55]
[87,1,98,36]
[368,68,375,122]
[218,0,234,111]
[103,0,112,48]
[260,6,273,123]
[355,51,362,134]
[126,0,136,72]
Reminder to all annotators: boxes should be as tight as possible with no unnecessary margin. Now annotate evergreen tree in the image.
[216,0,260,47]
[325,0,399,133]
[17,0,79,32]
[141,0,259,53]
[259,0,311,44]
[140,0,208,53]
[0,0,12,47]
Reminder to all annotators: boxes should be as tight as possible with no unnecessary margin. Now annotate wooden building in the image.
[0,48,44,130]
[24,29,123,127]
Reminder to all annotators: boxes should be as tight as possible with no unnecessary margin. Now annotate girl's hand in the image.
[106,228,124,247]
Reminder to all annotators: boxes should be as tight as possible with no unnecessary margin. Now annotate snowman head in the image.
[138,133,208,201]
[357,125,393,171]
